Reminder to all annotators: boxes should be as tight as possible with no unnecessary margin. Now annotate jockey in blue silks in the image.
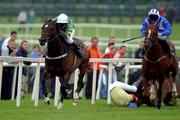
[140,8,174,58]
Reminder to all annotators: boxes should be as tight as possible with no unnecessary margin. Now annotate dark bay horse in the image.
[39,19,89,109]
[142,24,178,109]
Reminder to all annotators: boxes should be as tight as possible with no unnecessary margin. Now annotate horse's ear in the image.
[147,24,151,29]
[44,17,52,22]
[156,24,160,29]
[155,24,160,32]
[44,17,49,22]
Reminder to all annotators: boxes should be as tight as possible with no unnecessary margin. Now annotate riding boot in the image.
[159,40,174,58]
[139,48,145,57]
[114,64,126,82]
[73,41,83,58]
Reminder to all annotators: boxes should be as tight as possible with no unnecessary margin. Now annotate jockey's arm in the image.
[160,19,172,36]
[140,19,148,36]
[51,17,57,22]
[67,18,75,39]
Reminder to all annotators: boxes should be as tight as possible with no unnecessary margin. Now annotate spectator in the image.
[30,44,42,58]
[85,36,102,99]
[166,8,176,25]
[134,41,144,65]
[28,8,35,32]
[29,44,44,99]
[158,7,167,17]
[104,36,116,54]
[100,44,117,99]
[114,45,128,82]
[1,39,16,99]
[1,31,17,52]
[0,32,5,54]
[17,9,27,32]
[15,40,31,99]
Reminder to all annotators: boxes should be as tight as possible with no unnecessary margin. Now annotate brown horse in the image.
[142,24,178,109]
[39,19,89,109]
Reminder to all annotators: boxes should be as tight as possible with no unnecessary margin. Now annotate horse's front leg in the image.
[43,70,51,106]
[157,78,164,109]
[172,81,178,97]
[143,78,149,97]
[150,81,157,102]
[57,73,71,110]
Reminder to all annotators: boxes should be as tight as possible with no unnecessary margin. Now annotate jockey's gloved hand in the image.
[158,32,162,36]
[59,30,68,39]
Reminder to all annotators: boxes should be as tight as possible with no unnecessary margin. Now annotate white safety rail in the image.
[0,56,180,107]
[0,56,79,107]
[0,56,43,107]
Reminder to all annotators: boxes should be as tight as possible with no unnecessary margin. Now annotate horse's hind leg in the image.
[74,62,88,102]
[170,59,178,97]
[76,62,88,93]
[157,78,164,109]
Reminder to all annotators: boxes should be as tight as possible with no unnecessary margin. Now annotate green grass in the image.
[0,98,180,120]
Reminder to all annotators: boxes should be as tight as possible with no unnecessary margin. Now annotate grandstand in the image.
[0,0,180,23]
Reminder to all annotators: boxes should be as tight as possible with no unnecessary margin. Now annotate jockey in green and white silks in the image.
[140,8,174,58]
[52,13,82,58]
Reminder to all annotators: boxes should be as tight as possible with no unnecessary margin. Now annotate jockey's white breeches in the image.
[158,36,167,40]
[65,29,75,44]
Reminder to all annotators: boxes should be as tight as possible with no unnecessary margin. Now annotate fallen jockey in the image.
[109,81,138,107]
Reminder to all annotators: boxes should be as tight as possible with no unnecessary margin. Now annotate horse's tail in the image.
[73,37,86,47]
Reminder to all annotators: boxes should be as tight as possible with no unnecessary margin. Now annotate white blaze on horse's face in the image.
[45,24,48,28]
[148,30,151,39]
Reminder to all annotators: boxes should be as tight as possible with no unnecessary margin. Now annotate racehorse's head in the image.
[144,24,159,51]
[39,19,57,46]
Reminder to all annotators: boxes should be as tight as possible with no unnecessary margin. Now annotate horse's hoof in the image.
[57,102,63,110]
[156,103,161,109]
[73,98,79,103]
[172,92,178,98]
[45,101,50,106]
[44,97,50,106]
[73,92,79,103]
[150,94,156,101]
[73,102,77,106]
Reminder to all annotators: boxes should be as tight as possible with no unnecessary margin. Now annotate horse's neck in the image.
[47,38,67,57]
[147,44,163,60]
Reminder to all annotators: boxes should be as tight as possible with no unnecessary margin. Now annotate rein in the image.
[46,53,68,60]
[47,33,60,43]
[143,55,166,63]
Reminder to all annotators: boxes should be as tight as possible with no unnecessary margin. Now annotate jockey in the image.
[140,8,173,58]
[109,81,138,107]
[53,13,82,58]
